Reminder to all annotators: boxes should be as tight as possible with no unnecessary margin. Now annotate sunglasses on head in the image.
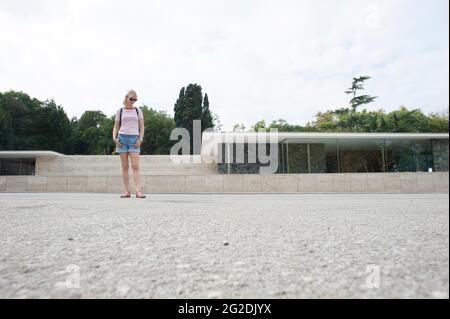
[129,97,137,102]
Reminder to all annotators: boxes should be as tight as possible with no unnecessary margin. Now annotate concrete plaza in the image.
[0,193,448,299]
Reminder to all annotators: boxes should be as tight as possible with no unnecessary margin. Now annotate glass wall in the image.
[217,143,277,174]
[280,138,448,174]
[219,138,449,174]
[310,141,338,173]
[338,139,385,173]
[282,139,338,173]
[278,143,289,173]
[432,139,449,172]
[385,139,433,172]
[0,158,36,175]
[286,144,308,173]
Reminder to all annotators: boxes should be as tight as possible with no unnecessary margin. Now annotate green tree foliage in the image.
[99,116,115,155]
[0,91,39,150]
[68,117,86,155]
[140,105,176,155]
[0,90,184,155]
[74,110,108,154]
[250,119,316,132]
[251,120,267,132]
[232,123,246,132]
[427,111,449,132]
[174,87,186,128]
[202,93,214,130]
[173,83,214,154]
[175,83,203,133]
[32,99,72,153]
[0,91,71,152]
[211,112,223,132]
[255,107,449,133]
[345,76,377,112]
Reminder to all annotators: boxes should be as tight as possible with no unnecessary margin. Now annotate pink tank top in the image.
[115,107,144,135]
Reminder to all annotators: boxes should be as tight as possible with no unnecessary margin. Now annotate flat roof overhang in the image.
[278,133,450,144]
[0,151,65,159]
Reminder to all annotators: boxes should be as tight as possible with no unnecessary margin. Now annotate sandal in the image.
[136,191,146,199]
[120,191,131,198]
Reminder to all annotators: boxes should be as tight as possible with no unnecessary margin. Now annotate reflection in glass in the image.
[0,158,36,176]
[285,139,338,173]
[385,139,433,172]
[310,141,338,173]
[432,139,449,172]
[338,139,385,173]
[219,137,449,174]
[286,144,308,173]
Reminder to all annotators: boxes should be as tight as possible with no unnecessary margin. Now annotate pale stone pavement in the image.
[0,193,448,299]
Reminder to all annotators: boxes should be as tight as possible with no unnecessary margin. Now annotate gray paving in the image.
[0,193,448,299]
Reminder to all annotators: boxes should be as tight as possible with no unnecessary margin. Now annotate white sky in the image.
[0,0,448,131]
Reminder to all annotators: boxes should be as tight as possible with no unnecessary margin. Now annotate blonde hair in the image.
[123,89,138,105]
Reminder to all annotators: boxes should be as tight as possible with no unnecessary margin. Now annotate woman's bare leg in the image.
[129,153,142,193]
[120,153,130,192]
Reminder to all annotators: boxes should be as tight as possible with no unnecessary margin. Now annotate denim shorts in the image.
[116,134,140,154]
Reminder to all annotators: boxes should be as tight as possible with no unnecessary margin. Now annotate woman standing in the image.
[113,89,146,198]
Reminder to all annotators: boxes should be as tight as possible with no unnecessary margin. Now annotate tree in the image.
[0,91,50,150]
[253,106,448,134]
[202,93,214,131]
[427,110,449,132]
[211,112,223,132]
[140,105,176,155]
[173,83,211,154]
[98,116,115,155]
[384,106,430,132]
[67,117,86,155]
[345,76,377,112]
[251,120,266,131]
[32,99,72,153]
[313,111,339,132]
[232,123,246,132]
[174,87,186,128]
[74,110,107,154]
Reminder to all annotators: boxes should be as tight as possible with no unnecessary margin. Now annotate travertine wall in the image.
[35,155,217,176]
[1,172,448,194]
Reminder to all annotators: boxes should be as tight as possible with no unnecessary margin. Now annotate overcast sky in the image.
[0,0,448,131]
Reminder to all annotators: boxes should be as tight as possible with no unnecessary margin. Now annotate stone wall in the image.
[1,172,448,194]
[35,155,217,176]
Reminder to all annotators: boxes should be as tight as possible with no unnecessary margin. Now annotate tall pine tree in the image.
[173,84,216,154]
[202,93,213,130]
[174,87,185,127]
[173,83,206,154]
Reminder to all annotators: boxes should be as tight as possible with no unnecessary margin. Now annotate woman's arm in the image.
[113,122,118,139]
[139,118,145,141]
[112,119,121,144]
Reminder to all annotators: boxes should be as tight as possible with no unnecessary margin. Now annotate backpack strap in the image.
[135,107,140,133]
[119,108,123,129]
[135,107,141,134]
